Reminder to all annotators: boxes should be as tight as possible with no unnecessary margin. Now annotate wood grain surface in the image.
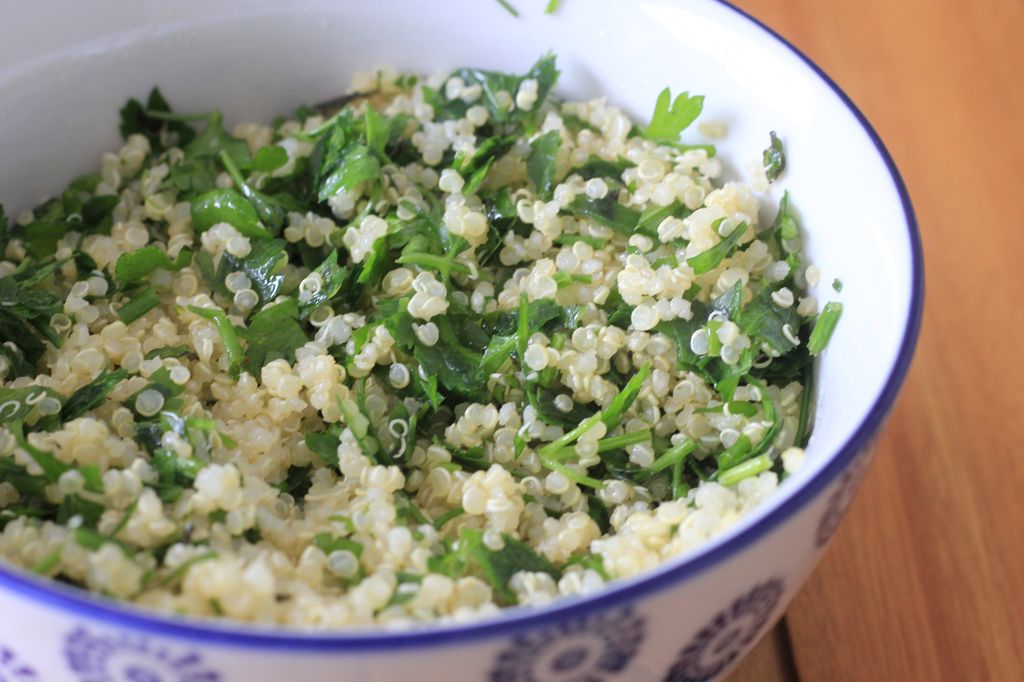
[724,0,1024,679]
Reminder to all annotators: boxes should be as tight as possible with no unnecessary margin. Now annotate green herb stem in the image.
[186,306,243,373]
[718,454,772,486]
[596,429,652,453]
[647,438,696,476]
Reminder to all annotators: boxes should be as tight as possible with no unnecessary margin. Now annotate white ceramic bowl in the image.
[0,1,923,680]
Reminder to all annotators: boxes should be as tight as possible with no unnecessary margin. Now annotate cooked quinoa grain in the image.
[0,54,838,627]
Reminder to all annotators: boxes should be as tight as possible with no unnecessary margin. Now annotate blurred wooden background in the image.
[725,0,1024,679]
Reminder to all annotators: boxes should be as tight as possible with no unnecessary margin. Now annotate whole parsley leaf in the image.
[644,88,704,142]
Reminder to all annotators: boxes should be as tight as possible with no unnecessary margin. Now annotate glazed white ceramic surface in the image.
[0,1,922,681]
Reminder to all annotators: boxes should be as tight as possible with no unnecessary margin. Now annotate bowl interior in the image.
[0,0,916,628]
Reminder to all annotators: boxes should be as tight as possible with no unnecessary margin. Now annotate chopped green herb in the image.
[238,299,308,375]
[526,130,562,199]
[718,454,772,486]
[495,0,520,17]
[186,305,243,374]
[687,221,748,274]
[763,131,785,182]
[116,286,160,323]
[644,88,704,143]
[61,369,128,422]
[808,302,843,355]
[114,246,192,286]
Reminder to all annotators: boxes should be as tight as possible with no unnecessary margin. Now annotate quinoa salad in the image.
[0,54,841,627]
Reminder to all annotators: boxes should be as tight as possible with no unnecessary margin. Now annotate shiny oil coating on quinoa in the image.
[0,55,834,627]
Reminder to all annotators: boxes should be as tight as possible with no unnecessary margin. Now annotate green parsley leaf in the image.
[116,286,160,324]
[249,145,289,173]
[687,221,748,274]
[317,144,381,202]
[119,87,197,152]
[238,299,308,375]
[298,250,348,318]
[739,288,802,354]
[114,246,192,287]
[0,274,63,364]
[763,131,785,182]
[644,88,704,143]
[459,528,561,605]
[526,130,562,200]
[190,188,271,240]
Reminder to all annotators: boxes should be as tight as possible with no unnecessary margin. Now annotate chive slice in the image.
[807,301,843,355]
[116,286,160,324]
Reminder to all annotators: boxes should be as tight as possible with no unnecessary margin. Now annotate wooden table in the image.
[723,0,1024,679]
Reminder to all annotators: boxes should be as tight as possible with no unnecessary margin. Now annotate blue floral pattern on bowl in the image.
[0,644,38,682]
[64,628,220,682]
[662,578,785,682]
[490,606,645,682]
[814,450,874,548]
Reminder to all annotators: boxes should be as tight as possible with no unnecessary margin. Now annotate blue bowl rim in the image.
[0,0,924,651]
